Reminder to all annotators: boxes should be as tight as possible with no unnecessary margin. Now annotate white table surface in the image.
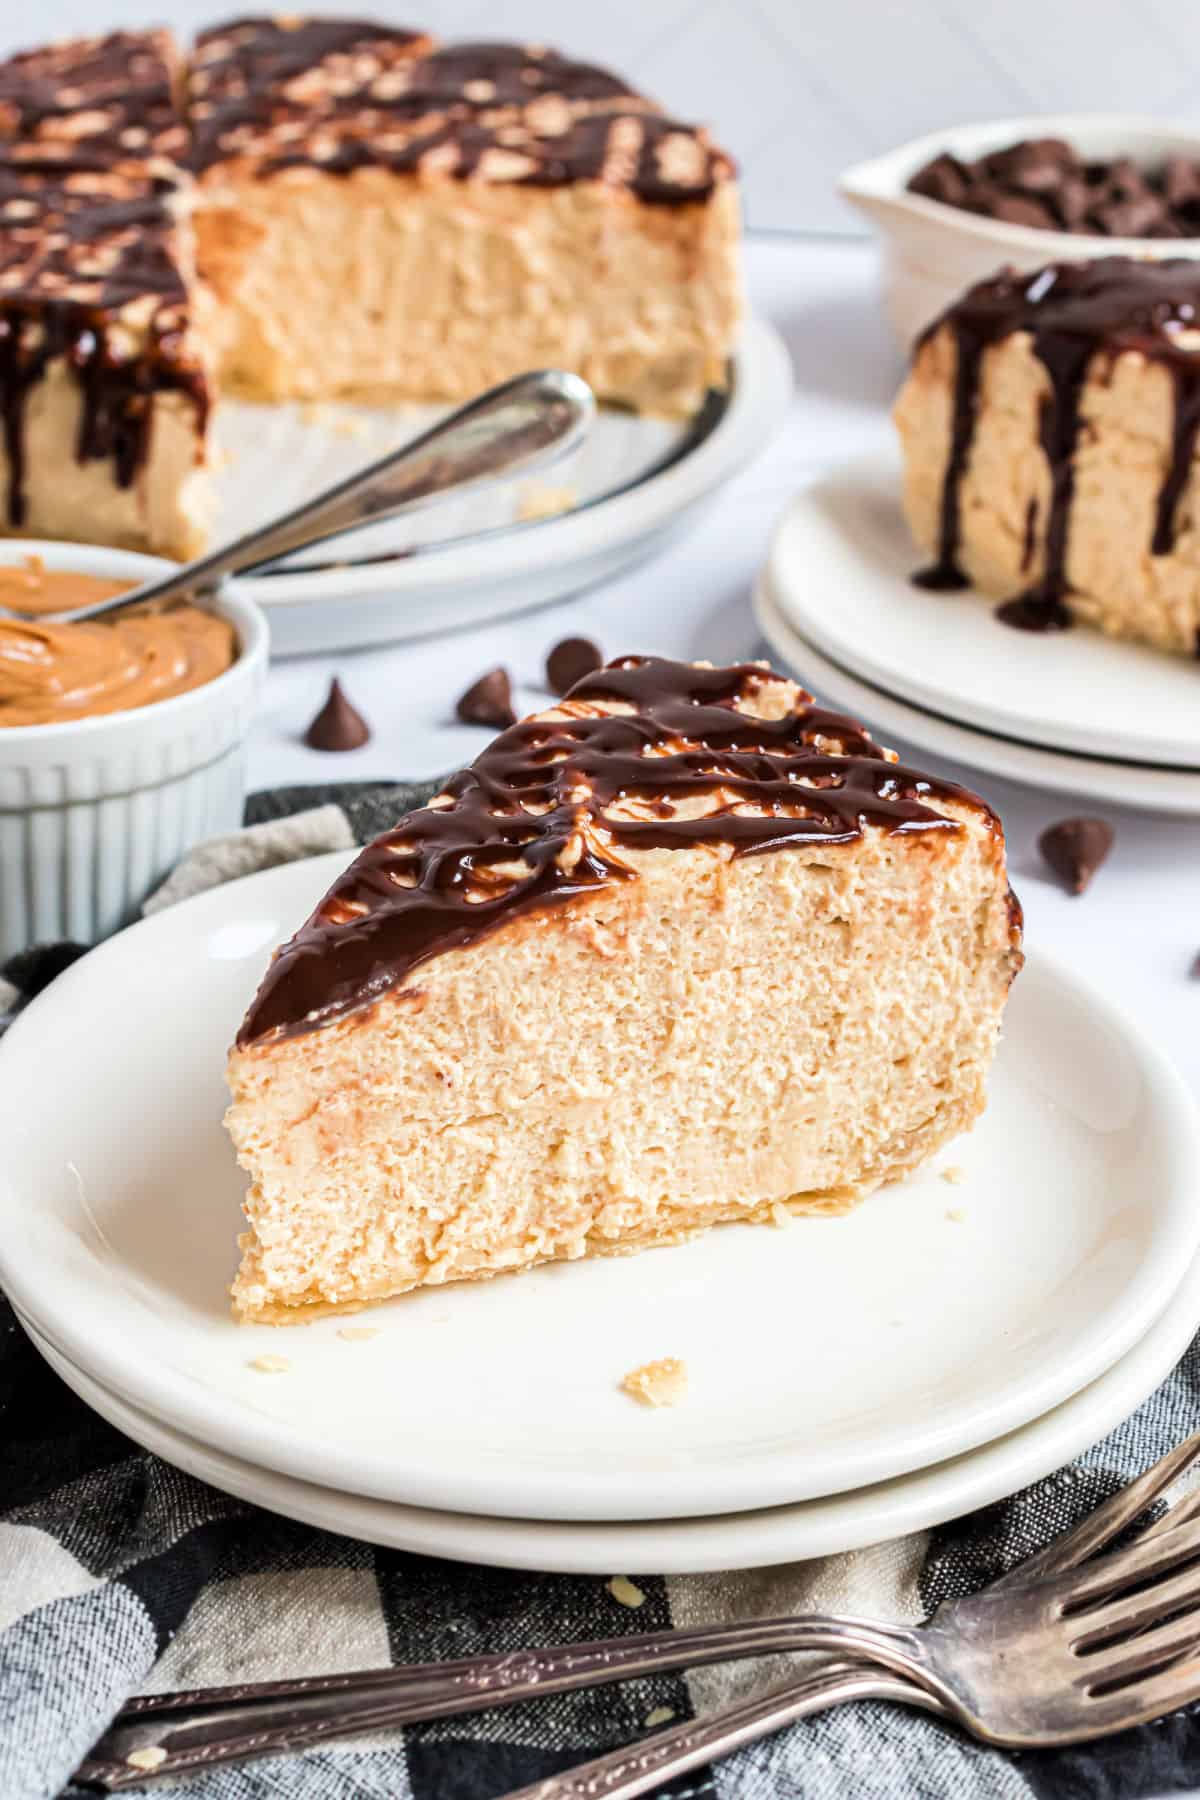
[248,234,1200,1102]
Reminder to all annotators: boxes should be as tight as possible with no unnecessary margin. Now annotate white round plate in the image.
[755,576,1200,817]
[0,855,1197,1523]
[2,852,1197,1521]
[22,1244,1200,1573]
[216,318,791,656]
[767,448,1200,770]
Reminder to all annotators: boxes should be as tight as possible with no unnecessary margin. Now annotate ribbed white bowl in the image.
[0,543,267,961]
[840,114,1200,347]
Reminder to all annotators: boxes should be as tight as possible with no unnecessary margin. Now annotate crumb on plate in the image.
[516,480,578,522]
[945,1207,966,1224]
[621,1356,688,1408]
[249,1354,290,1373]
[940,1165,965,1185]
[299,400,369,436]
[645,1706,675,1727]
[337,1327,380,1342]
[608,1575,646,1608]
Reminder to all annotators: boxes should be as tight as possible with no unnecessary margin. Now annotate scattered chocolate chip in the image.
[456,666,516,728]
[1038,817,1114,895]
[546,636,603,695]
[1190,950,1200,980]
[304,677,370,751]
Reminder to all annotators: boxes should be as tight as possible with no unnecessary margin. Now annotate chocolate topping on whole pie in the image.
[546,635,602,695]
[413,41,638,108]
[238,656,991,1046]
[0,28,187,174]
[1037,816,1114,894]
[187,22,730,203]
[912,258,1200,630]
[456,666,516,728]
[908,138,1200,240]
[305,677,371,750]
[187,16,430,111]
[0,19,732,536]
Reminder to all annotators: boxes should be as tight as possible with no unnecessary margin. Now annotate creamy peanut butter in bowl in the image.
[0,542,268,961]
[0,559,238,728]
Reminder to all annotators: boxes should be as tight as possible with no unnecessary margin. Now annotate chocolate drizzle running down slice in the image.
[0,30,208,528]
[238,656,988,1046]
[912,258,1200,630]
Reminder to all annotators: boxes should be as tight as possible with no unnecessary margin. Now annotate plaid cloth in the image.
[3,780,1200,1800]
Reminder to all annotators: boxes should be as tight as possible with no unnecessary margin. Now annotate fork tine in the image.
[998,1429,1200,1591]
[1079,1651,1200,1741]
[1129,1475,1200,1546]
[1072,1559,1200,1652]
[1062,1509,1200,1610]
[1078,1611,1200,1691]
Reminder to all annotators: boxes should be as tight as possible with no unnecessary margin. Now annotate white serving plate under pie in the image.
[766,448,1200,770]
[215,317,791,657]
[0,855,1196,1524]
[755,575,1200,817]
[22,1248,1200,1574]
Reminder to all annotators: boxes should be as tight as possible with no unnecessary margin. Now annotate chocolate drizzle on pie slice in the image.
[913,258,1200,630]
[238,656,988,1046]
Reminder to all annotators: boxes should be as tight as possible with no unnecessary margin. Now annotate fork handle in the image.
[501,1664,946,1800]
[76,1614,926,1789]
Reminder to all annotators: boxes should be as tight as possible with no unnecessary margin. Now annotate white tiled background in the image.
[16,0,1198,232]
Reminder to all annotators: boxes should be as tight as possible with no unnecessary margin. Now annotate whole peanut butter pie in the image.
[0,19,742,560]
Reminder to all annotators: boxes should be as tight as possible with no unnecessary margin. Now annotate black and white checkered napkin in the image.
[3,781,1200,1800]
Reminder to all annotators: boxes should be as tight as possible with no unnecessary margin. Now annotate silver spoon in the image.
[10,368,594,626]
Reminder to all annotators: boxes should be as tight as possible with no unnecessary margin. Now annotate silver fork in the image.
[505,1459,1200,1800]
[75,1431,1200,1790]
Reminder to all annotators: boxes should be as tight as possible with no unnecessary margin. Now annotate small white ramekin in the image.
[840,114,1200,347]
[0,542,268,961]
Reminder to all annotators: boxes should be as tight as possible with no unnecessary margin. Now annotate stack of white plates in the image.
[2,855,1198,1574]
[755,449,1200,816]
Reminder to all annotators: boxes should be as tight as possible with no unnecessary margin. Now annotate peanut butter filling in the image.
[0,559,237,727]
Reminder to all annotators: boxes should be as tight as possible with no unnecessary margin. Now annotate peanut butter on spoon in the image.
[0,558,237,727]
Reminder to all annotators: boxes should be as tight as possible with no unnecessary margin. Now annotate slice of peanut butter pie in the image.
[226,657,1022,1323]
